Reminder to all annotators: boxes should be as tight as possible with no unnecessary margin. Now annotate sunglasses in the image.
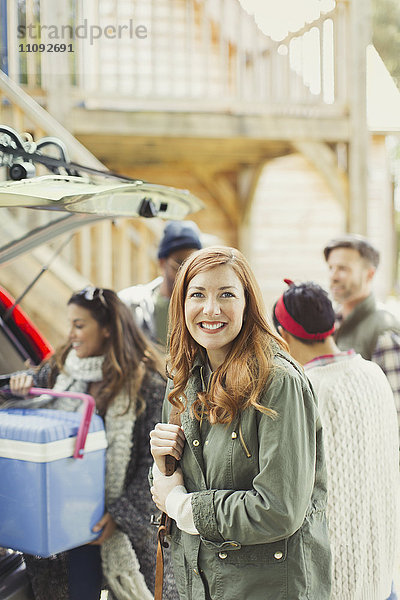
[77,286,107,307]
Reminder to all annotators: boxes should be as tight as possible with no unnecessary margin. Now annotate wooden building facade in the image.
[1,0,397,342]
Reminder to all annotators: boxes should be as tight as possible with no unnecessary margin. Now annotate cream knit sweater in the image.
[305,354,399,600]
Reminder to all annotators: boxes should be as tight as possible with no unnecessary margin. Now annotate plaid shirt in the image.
[372,330,400,424]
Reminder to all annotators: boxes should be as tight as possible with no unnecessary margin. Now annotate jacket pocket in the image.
[205,539,288,600]
[216,538,287,566]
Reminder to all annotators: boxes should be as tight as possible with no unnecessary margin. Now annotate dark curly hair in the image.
[273,282,335,346]
[46,287,165,414]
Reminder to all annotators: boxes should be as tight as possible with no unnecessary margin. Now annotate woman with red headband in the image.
[149,247,331,600]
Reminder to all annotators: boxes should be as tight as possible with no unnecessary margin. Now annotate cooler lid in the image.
[0,408,104,443]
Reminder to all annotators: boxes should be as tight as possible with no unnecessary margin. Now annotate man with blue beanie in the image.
[119,221,202,346]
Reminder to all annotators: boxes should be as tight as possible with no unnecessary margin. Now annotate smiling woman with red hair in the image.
[150,246,332,600]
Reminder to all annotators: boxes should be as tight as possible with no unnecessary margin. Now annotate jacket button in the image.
[231,432,237,439]
[218,552,228,559]
[274,551,283,560]
[193,439,200,447]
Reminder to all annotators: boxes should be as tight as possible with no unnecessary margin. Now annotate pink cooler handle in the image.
[28,387,95,459]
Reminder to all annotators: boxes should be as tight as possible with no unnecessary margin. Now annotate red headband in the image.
[275,295,335,341]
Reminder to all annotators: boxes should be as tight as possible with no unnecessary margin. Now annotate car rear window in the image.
[0,326,27,374]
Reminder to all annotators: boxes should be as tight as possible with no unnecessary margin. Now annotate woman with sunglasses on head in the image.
[149,247,331,600]
[9,286,177,600]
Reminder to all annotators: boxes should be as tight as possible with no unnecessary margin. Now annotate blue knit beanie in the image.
[158,221,202,259]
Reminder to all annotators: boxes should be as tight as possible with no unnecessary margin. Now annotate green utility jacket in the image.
[162,351,331,600]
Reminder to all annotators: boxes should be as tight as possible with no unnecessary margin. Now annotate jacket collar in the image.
[180,355,208,478]
[190,350,207,374]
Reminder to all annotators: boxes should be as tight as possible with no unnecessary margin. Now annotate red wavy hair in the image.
[167,246,288,424]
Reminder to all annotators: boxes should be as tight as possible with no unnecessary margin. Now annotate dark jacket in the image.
[335,294,400,360]
[162,351,331,600]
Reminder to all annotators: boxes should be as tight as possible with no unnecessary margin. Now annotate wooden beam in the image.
[74,133,292,170]
[192,166,240,234]
[294,141,349,212]
[71,107,351,143]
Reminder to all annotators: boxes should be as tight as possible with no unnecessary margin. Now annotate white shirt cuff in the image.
[152,463,164,480]
[165,485,198,535]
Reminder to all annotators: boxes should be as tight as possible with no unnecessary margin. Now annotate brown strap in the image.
[165,399,182,475]
[154,382,182,600]
[154,536,164,600]
[164,454,177,476]
[169,404,182,426]
[154,513,170,600]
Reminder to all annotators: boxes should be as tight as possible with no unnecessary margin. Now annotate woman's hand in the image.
[151,468,185,513]
[150,423,186,474]
[9,373,33,397]
[90,512,117,545]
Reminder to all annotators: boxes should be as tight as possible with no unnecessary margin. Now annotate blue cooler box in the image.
[0,407,107,557]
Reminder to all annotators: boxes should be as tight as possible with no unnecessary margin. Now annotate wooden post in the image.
[25,0,37,89]
[348,0,371,234]
[6,0,19,82]
[136,220,151,283]
[95,221,113,288]
[334,2,347,107]
[39,0,71,125]
[77,226,92,282]
[239,163,265,260]
[12,104,24,134]
[115,219,131,290]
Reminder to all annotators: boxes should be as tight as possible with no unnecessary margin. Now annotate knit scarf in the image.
[101,379,152,600]
[51,350,152,600]
[49,349,104,411]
